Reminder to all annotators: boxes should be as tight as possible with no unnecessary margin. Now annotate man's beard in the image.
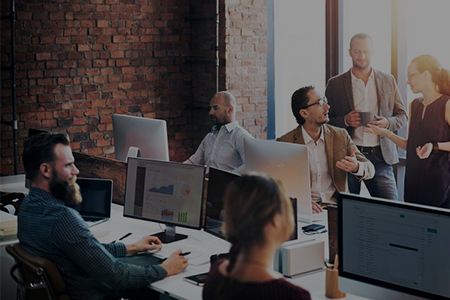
[49,171,82,205]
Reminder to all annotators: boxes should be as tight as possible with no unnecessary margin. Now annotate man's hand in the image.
[336,147,359,173]
[125,236,162,255]
[368,114,389,128]
[161,250,188,276]
[345,110,361,128]
[416,143,433,159]
[312,201,323,214]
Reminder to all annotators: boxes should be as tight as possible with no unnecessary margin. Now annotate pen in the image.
[111,232,132,243]
[159,252,191,263]
[119,232,132,241]
[334,254,339,269]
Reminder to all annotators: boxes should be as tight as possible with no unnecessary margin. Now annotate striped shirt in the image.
[18,188,166,300]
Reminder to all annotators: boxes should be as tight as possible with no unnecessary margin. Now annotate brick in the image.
[78,44,91,51]
[36,53,52,60]
[28,70,43,78]
[55,37,70,44]
[73,117,87,125]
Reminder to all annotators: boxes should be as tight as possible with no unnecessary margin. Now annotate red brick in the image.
[28,70,43,78]
[73,117,87,125]
[55,37,70,44]
[78,44,91,51]
[38,95,53,103]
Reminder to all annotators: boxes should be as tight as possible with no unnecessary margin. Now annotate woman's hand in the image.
[416,143,433,159]
[365,124,390,136]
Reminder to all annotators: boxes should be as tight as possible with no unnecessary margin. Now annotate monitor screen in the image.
[124,157,206,242]
[244,138,313,217]
[338,193,450,300]
[204,167,240,239]
[112,114,169,162]
[205,167,298,241]
[71,177,113,219]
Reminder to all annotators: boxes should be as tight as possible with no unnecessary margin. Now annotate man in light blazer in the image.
[325,33,407,201]
[277,86,375,206]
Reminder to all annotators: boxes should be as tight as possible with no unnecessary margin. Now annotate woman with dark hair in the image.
[202,173,311,300]
[367,54,450,208]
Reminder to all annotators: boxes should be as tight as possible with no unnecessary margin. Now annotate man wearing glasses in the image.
[325,33,407,201]
[277,86,375,206]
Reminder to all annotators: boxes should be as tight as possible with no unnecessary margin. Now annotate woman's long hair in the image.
[411,54,450,96]
[212,173,294,300]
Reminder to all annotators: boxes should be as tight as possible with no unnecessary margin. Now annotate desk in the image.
[0,175,370,300]
[95,205,369,300]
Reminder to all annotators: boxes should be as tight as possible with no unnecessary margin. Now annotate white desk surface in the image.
[94,204,369,300]
[0,176,370,300]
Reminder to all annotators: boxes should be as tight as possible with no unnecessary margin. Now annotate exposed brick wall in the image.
[0,0,268,175]
[223,0,267,139]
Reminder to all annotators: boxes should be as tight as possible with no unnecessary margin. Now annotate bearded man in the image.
[18,133,187,300]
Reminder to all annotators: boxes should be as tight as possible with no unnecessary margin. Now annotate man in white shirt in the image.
[277,86,375,209]
[184,91,253,174]
[325,33,407,200]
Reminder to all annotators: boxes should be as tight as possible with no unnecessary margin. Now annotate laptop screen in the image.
[204,167,240,239]
[71,178,113,219]
[204,168,298,241]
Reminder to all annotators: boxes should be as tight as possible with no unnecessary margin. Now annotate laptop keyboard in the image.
[84,218,108,227]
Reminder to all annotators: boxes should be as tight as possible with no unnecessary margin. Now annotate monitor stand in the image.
[153,225,187,243]
[126,146,141,161]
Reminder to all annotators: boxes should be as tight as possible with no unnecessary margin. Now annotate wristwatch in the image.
[432,142,440,153]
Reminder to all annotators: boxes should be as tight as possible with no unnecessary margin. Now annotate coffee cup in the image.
[360,112,375,127]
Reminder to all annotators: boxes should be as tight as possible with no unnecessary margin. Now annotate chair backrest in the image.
[6,243,70,300]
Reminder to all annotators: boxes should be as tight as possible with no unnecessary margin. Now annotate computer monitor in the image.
[338,193,450,300]
[112,114,169,162]
[244,138,315,219]
[124,157,206,243]
[205,167,298,241]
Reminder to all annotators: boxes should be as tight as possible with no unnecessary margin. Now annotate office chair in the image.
[6,243,70,300]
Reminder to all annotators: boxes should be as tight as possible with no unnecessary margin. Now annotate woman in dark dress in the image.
[202,173,311,300]
[367,54,450,208]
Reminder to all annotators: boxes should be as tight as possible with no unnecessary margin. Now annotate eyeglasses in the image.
[303,97,328,109]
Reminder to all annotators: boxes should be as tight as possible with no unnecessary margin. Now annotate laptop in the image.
[70,178,113,227]
[204,167,240,240]
[204,167,299,241]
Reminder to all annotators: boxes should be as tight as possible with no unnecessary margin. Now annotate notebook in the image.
[71,178,113,227]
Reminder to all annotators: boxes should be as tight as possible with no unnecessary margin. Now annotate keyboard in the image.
[83,217,109,227]
[204,218,223,230]
[297,212,326,224]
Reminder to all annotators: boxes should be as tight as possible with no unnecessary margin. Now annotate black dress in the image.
[405,95,450,208]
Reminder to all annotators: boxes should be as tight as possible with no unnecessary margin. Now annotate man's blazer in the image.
[325,69,407,165]
[276,124,375,194]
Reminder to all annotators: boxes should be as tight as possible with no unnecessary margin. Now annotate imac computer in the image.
[112,114,169,162]
[338,193,450,300]
[204,166,298,241]
[124,157,206,243]
[244,138,323,222]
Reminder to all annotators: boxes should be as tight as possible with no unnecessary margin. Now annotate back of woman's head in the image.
[211,173,294,300]
[223,173,294,261]
[411,54,450,96]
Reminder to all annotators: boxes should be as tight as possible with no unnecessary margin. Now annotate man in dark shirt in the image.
[18,133,188,300]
